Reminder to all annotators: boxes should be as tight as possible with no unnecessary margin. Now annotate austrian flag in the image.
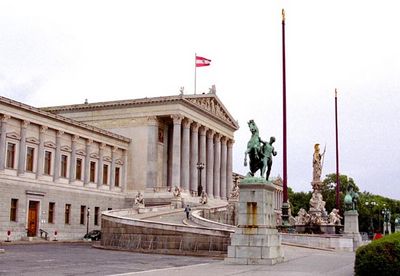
[196,56,211,67]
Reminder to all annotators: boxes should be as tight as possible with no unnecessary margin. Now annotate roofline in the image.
[0,96,131,143]
[41,93,239,130]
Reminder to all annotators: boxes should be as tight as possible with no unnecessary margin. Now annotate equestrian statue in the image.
[244,120,277,180]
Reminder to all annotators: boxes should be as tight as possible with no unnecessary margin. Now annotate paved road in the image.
[0,242,355,276]
[0,243,218,276]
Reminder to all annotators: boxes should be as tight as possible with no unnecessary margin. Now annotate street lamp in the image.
[365,201,377,239]
[86,207,90,235]
[196,162,205,196]
[382,206,391,235]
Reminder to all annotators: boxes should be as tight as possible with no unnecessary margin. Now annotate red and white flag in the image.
[195,56,211,67]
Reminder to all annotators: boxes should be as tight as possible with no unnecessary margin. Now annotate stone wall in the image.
[0,177,127,241]
[101,210,232,255]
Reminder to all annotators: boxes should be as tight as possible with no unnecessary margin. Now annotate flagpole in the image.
[194,53,197,94]
[335,89,340,210]
[281,8,289,226]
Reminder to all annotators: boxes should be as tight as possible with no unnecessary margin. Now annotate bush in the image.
[355,232,400,276]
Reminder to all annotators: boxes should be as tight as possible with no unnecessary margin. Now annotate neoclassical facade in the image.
[42,93,239,202]
[0,92,239,240]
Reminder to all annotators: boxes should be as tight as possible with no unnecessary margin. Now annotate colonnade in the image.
[169,115,234,199]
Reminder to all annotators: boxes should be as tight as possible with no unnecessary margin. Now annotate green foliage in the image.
[322,173,359,215]
[355,232,400,276]
[288,187,311,216]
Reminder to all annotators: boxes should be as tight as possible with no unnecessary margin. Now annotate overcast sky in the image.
[1,1,399,199]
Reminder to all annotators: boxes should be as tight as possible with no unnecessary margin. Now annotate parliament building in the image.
[0,91,240,241]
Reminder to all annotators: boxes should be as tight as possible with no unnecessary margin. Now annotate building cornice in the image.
[0,96,131,144]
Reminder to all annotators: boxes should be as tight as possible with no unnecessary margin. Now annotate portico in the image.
[42,93,239,200]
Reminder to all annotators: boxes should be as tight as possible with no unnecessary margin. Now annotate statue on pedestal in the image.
[134,192,144,207]
[344,185,359,211]
[243,120,276,180]
[312,144,325,182]
[199,191,208,204]
[172,186,182,198]
[328,208,342,225]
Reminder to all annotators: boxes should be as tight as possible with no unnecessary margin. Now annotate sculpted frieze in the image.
[186,97,235,127]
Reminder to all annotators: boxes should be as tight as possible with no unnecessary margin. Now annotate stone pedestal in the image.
[225,177,284,265]
[344,210,362,250]
[171,197,182,209]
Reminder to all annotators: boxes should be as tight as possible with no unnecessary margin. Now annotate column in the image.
[220,137,227,200]
[110,146,117,190]
[190,122,200,193]
[171,115,183,188]
[69,135,78,183]
[36,126,47,179]
[18,120,29,175]
[97,143,105,187]
[213,133,221,198]
[181,118,191,192]
[206,129,214,197]
[147,116,158,189]
[226,139,234,199]
[0,115,10,170]
[53,130,64,181]
[121,149,128,192]
[162,125,169,187]
[84,139,92,185]
[196,126,208,195]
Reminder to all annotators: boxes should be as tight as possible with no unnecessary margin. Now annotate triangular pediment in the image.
[26,137,39,144]
[61,145,72,152]
[76,149,86,156]
[184,95,239,130]
[115,159,124,165]
[44,141,56,148]
[6,131,21,140]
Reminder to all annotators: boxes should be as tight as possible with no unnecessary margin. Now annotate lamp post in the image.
[197,162,205,196]
[86,207,90,235]
[382,206,391,235]
[365,201,376,239]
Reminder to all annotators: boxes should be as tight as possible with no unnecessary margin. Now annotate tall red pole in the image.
[335,89,340,210]
[281,9,289,225]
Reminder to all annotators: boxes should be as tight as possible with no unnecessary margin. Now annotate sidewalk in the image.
[109,245,355,276]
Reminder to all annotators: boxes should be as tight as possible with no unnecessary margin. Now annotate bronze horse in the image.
[244,120,277,180]
[244,120,266,178]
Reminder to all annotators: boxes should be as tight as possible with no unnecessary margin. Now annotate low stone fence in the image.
[100,209,233,256]
[281,233,354,251]
[191,210,236,231]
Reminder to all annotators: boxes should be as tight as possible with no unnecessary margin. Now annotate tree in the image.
[288,187,311,216]
[321,173,359,215]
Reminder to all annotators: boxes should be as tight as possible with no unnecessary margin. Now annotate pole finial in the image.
[282,9,285,21]
[335,88,338,97]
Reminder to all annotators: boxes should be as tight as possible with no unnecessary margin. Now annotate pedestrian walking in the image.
[184,205,191,219]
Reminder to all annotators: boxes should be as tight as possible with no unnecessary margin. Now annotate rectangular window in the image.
[76,158,82,180]
[10,198,18,222]
[103,164,109,185]
[65,204,71,224]
[26,147,34,172]
[44,151,52,175]
[61,155,68,178]
[6,143,16,169]
[94,207,100,226]
[48,202,55,224]
[115,167,120,187]
[80,205,86,225]
[90,161,96,182]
